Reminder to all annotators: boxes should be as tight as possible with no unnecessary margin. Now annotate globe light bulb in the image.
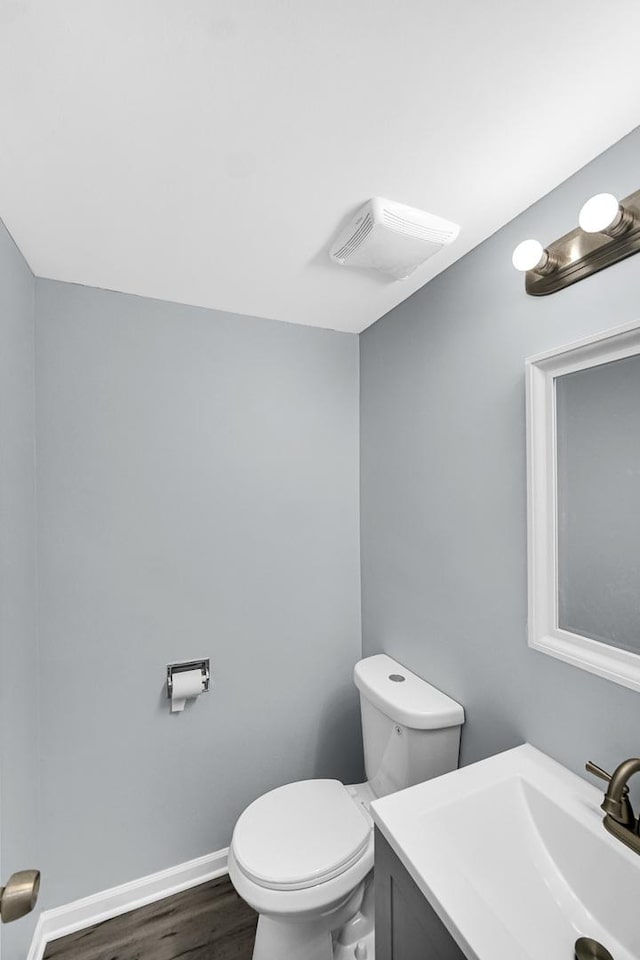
[512,239,547,272]
[578,193,622,234]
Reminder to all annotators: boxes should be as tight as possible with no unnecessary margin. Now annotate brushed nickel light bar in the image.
[512,189,640,295]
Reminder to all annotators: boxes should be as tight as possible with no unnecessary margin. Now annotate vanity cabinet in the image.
[375,829,466,960]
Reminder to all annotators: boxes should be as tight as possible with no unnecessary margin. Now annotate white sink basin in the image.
[370,744,640,960]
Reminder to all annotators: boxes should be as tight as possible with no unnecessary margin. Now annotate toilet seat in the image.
[231,779,372,891]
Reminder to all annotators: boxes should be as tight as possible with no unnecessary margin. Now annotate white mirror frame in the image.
[526,318,640,692]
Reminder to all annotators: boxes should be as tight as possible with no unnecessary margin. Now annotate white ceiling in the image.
[1,1,639,334]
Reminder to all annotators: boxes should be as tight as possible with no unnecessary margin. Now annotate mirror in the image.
[556,354,640,653]
[527,321,640,691]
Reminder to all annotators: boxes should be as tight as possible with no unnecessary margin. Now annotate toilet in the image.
[228,654,464,960]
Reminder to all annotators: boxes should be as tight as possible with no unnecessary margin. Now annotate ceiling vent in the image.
[329,197,460,280]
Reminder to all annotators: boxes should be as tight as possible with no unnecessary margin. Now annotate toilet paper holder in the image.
[166,659,211,699]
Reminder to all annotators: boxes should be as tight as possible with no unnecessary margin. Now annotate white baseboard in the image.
[27,847,229,960]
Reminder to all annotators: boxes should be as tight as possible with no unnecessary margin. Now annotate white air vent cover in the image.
[330,197,459,280]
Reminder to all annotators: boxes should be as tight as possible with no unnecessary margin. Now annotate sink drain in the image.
[575,938,614,960]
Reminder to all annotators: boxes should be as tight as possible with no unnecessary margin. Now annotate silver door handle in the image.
[0,870,40,923]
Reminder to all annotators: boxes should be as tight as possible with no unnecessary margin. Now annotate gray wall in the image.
[35,281,362,908]
[557,355,640,652]
[360,126,640,793]
[0,218,39,960]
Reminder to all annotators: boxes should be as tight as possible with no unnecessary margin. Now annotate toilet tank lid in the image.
[354,655,464,729]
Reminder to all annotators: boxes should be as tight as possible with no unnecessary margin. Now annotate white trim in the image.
[526,317,640,692]
[27,848,228,960]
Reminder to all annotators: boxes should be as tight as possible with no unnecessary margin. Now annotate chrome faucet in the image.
[586,758,640,856]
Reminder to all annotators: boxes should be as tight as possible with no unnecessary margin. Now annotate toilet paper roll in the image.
[170,669,204,713]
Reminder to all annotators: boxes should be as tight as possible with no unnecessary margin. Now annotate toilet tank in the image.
[354,654,464,799]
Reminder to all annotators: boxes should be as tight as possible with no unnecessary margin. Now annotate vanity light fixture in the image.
[512,187,640,295]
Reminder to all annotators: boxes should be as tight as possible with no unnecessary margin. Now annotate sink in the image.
[370,744,640,960]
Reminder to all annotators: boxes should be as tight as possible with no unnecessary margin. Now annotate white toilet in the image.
[228,654,464,960]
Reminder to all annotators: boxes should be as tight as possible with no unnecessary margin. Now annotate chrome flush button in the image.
[388,674,405,682]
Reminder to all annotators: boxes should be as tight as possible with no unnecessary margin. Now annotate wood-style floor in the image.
[43,877,257,960]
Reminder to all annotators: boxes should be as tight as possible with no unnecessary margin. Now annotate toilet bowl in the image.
[229,779,374,960]
[229,654,464,960]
